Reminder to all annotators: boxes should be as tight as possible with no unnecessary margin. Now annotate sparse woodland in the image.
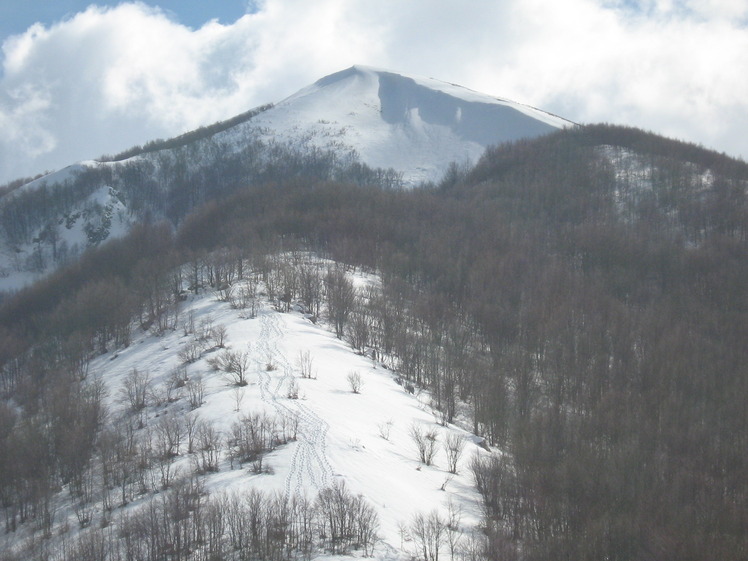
[0,124,746,560]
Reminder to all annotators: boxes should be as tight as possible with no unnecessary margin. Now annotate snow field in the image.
[92,267,489,558]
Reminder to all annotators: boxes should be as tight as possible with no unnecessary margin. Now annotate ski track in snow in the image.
[257,309,332,502]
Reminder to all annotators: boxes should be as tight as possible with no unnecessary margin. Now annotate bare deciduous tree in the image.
[315,480,379,555]
[325,265,356,338]
[121,368,150,412]
[411,510,445,561]
[194,420,222,474]
[232,386,245,412]
[211,323,228,348]
[215,349,251,386]
[178,340,202,364]
[346,299,372,354]
[186,376,205,409]
[444,433,467,475]
[410,423,439,466]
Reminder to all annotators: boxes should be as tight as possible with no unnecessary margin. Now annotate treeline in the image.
[3,478,378,561]
[99,104,274,162]
[0,124,746,559]
[0,171,51,199]
[580,123,748,180]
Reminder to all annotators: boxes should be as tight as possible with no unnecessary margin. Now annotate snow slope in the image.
[64,263,489,560]
[0,181,131,292]
[224,65,572,185]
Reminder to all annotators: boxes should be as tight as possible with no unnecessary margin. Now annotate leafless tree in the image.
[298,262,323,317]
[232,274,260,318]
[346,297,372,353]
[178,340,202,364]
[215,349,251,386]
[154,414,183,459]
[71,464,96,528]
[411,510,445,561]
[184,412,200,454]
[410,423,439,466]
[232,386,245,412]
[325,265,356,338]
[444,433,467,475]
[186,376,205,409]
[315,480,379,555]
[121,368,150,412]
[197,315,214,345]
[167,364,188,399]
[211,323,228,348]
[216,282,233,303]
[445,499,464,560]
[182,309,196,336]
[194,420,222,474]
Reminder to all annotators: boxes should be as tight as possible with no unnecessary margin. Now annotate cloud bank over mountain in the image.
[1,0,747,184]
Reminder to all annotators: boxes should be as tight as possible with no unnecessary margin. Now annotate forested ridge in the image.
[0,124,746,560]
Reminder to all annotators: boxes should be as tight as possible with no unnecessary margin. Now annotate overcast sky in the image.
[1,0,747,184]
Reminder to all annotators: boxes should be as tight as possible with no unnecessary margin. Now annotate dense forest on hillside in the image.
[0,125,746,560]
[0,131,402,278]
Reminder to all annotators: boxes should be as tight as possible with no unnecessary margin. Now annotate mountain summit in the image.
[236,65,572,185]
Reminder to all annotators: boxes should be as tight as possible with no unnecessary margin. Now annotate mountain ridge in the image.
[0,65,573,293]
[235,65,571,185]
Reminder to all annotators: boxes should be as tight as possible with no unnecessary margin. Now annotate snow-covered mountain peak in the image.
[238,65,572,185]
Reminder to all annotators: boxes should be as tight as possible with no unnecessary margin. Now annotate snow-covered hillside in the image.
[0,259,490,560]
[0,181,131,292]
[224,65,571,186]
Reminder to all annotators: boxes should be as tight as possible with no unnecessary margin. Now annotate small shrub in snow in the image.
[287,378,299,400]
[378,419,394,440]
[347,370,363,393]
[178,340,202,364]
[214,349,250,386]
[298,349,316,379]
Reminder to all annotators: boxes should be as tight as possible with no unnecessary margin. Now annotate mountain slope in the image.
[0,66,571,294]
[224,65,571,185]
[0,257,487,560]
[1,124,747,560]
[94,269,484,551]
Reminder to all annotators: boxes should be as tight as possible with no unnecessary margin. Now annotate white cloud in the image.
[470,0,748,157]
[1,0,747,184]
